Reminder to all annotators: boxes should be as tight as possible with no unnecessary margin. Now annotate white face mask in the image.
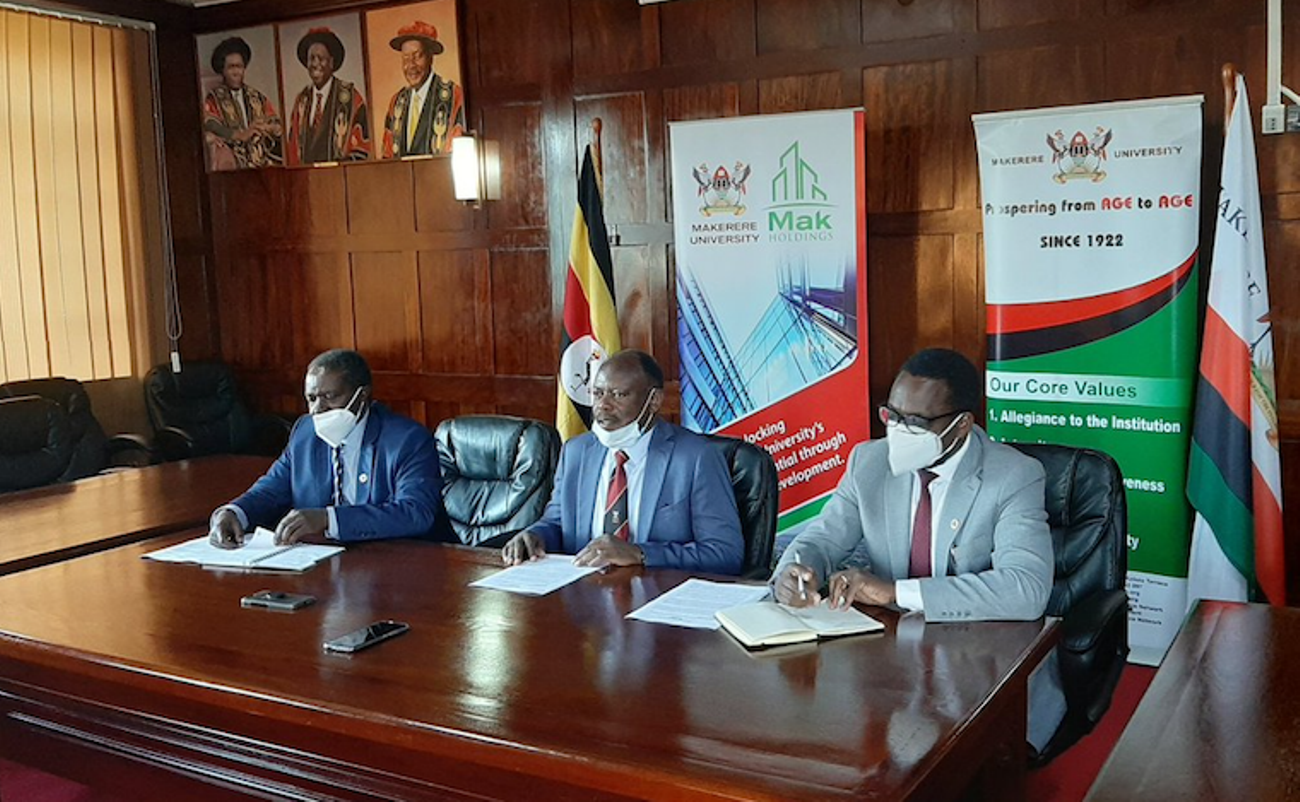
[886,413,965,476]
[313,386,365,449]
[591,390,656,451]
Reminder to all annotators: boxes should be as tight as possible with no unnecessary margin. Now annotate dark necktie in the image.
[311,92,324,129]
[603,450,630,541]
[332,445,344,507]
[908,469,938,578]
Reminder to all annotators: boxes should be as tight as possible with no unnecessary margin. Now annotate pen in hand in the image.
[794,550,806,600]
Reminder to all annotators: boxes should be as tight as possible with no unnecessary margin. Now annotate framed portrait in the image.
[365,1,466,159]
[195,25,283,172]
[277,13,372,166]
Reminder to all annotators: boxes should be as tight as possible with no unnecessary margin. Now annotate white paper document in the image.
[469,555,600,596]
[143,528,344,571]
[625,578,771,630]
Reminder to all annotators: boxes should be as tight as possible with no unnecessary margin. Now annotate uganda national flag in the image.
[555,146,620,441]
[1186,74,1285,609]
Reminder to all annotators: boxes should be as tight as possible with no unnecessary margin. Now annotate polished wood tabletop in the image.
[0,455,271,576]
[1088,601,1300,802]
[0,535,1056,801]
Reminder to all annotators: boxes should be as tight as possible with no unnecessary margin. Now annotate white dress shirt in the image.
[894,431,973,611]
[588,424,655,545]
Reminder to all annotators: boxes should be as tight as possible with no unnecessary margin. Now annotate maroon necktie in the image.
[908,469,938,578]
[603,450,630,541]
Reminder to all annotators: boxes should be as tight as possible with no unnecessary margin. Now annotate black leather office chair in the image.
[0,377,151,479]
[706,435,779,580]
[1012,443,1128,765]
[433,415,562,548]
[144,362,290,461]
[0,395,74,492]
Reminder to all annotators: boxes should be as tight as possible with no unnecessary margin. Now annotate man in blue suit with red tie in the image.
[210,349,444,547]
[501,350,743,575]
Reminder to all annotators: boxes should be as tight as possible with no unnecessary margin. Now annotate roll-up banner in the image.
[974,97,1203,665]
[669,110,870,547]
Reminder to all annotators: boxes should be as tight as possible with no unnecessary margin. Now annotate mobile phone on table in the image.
[322,620,410,654]
[240,590,316,611]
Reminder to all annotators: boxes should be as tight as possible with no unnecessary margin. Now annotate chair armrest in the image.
[105,433,156,467]
[1060,588,1128,654]
[249,414,292,457]
[153,426,196,462]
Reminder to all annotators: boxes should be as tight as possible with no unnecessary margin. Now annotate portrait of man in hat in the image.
[197,29,282,171]
[283,20,371,165]
[379,20,465,158]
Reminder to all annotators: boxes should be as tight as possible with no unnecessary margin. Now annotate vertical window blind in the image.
[0,7,152,383]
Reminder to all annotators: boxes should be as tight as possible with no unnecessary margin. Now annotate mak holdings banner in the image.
[669,110,869,542]
[974,96,1203,665]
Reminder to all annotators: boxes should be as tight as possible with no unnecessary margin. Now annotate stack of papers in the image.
[469,555,600,596]
[144,528,344,572]
[625,579,770,630]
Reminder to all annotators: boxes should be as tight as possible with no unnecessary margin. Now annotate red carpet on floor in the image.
[1,664,1157,801]
[1026,662,1157,801]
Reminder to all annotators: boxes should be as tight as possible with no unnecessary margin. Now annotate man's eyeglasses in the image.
[878,404,963,433]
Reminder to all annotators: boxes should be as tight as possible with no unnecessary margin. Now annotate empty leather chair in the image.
[0,377,150,479]
[0,395,73,492]
[706,435,779,580]
[434,415,561,548]
[144,362,289,461]
[1011,443,1128,764]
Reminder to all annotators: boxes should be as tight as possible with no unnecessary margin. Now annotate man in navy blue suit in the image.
[210,349,443,547]
[502,350,743,575]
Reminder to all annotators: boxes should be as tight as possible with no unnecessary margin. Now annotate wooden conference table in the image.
[0,455,271,577]
[1088,601,1300,802]
[0,536,1057,802]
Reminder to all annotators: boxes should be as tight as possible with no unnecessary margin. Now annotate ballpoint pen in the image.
[794,550,806,598]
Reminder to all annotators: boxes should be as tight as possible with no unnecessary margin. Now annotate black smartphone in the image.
[240,590,316,611]
[322,620,410,654]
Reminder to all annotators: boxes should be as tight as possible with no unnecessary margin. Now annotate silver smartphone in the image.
[240,590,316,611]
[322,620,410,654]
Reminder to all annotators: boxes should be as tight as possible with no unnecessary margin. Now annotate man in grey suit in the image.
[772,348,1063,752]
[502,350,743,574]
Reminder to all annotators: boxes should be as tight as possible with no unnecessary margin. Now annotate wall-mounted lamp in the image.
[451,135,501,203]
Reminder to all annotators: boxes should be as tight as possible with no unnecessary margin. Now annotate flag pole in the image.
[1222,63,1237,128]
[591,117,604,195]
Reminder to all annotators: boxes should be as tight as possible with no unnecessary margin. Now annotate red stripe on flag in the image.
[562,266,594,341]
[987,253,1195,335]
[1198,306,1252,425]
[1253,464,1286,605]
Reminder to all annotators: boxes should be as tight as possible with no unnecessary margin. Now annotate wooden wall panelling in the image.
[868,235,956,402]
[483,102,546,231]
[978,0,1082,30]
[1265,219,1299,427]
[576,93,651,225]
[346,160,415,236]
[754,0,859,55]
[976,45,1107,112]
[466,0,552,89]
[284,166,348,238]
[757,71,847,114]
[864,60,959,214]
[351,251,422,372]
[862,0,964,43]
[489,247,553,377]
[1104,30,1220,102]
[659,0,757,68]
[418,248,493,375]
[288,251,354,366]
[571,0,657,77]
[413,158,475,233]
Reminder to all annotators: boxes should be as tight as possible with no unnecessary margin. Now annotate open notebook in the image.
[144,528,343,571]
[716,601,884,649]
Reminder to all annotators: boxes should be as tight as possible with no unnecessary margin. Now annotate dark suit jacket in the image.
[231,404,443,542]
[527,422,743,574]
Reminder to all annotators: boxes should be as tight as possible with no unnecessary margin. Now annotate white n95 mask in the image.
[313,386,365,448]
[886,413,964,476]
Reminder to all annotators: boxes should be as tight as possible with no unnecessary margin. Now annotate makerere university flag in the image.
[556,146,620,441]
[1186,74,1285,609]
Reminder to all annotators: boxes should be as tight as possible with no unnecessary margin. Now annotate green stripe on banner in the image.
[777,496,830,531]
[1187,440,1256,585]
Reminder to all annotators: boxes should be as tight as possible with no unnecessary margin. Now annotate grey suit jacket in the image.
[773,426,1052,622]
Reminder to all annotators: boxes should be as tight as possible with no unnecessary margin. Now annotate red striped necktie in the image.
[603,450,630,541]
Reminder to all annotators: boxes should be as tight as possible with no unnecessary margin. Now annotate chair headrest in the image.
[145,362,239,425]
[435,415,558,481]
[0,395,69,453]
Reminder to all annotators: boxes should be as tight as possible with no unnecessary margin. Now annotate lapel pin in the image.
[950,519,959,530]
[359,473,369,484]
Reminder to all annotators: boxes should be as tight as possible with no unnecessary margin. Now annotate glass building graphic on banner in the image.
[679,260,857,431]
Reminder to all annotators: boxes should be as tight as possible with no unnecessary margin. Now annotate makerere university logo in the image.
[1046,127,1112,184]
[692,161,751,217]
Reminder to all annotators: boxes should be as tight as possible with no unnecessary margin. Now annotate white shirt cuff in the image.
[326,507,339,540]
[895,579,925,612]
